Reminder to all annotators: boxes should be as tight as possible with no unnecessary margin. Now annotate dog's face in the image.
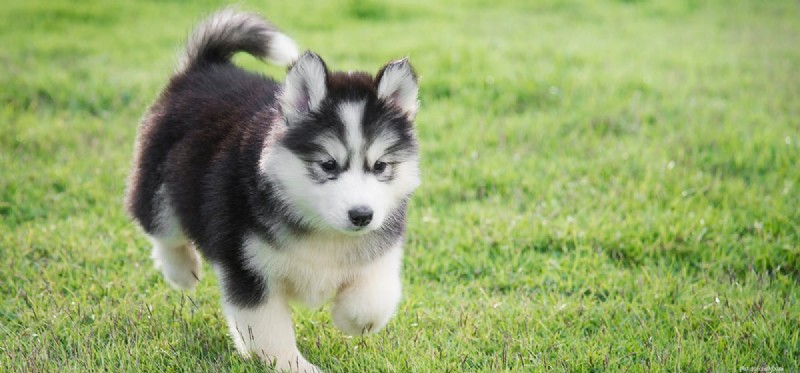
[261,52,420,234]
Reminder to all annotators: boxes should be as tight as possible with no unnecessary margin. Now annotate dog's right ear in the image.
[280,51,328,122]
[376,58,419,120]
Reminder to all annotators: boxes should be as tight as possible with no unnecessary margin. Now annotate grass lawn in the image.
[2,0,799,371]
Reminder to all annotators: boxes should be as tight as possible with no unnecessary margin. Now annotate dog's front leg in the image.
[222,294,319,372]
[332,245,403,336]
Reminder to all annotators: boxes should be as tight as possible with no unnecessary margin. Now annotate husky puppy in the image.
[125,9,420,372]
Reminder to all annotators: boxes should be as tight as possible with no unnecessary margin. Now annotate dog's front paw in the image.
[331,279,401,336]
[236,344,321,373]
[331,307,386,336]
[267,354,322,373]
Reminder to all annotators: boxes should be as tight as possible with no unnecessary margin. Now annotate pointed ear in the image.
[376,58,419,120]
[280,51,328,121]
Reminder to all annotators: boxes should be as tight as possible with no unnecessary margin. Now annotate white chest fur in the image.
[242,233,396,308]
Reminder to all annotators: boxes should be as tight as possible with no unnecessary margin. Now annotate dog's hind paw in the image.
[152,242,202,290]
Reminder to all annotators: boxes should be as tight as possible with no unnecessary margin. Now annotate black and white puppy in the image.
[125,9,420,372]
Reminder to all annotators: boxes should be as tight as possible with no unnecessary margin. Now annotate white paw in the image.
[152,243,201,290]
[331,281,400,336]
[223,298,320,373]
[244,350,321,373]
[270,355,321,373]
[332,307,388,336]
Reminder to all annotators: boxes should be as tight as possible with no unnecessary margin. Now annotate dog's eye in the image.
[320,160,338,172]
[373,161,387,173]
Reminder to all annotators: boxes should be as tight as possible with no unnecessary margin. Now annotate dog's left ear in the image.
[376,58,419,120]
[281,51,328,123]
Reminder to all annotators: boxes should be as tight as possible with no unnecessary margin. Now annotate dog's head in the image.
[260,52,420,235]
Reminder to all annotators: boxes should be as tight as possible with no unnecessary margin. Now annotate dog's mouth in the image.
[347,226,370,233]
[340,224,375,236]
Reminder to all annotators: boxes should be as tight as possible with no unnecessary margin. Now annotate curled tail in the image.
[178,8,300,73]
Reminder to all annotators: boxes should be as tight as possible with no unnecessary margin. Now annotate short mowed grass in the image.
[2,0,799,371]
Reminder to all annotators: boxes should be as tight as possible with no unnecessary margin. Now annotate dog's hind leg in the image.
[147,187,202,290]
[126,124,202,290]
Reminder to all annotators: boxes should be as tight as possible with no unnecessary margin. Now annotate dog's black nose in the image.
[348,206,373,227]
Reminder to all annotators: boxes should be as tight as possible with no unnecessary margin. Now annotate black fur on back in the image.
[127,63,283,306]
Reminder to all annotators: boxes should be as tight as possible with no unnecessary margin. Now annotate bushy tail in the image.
[178,8,300,73]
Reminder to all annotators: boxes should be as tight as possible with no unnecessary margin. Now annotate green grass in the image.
[2,0,799,371]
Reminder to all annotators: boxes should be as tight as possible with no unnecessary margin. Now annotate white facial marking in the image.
[319,135,348,164]
[338,100,367,167]
[365,131,399,165]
